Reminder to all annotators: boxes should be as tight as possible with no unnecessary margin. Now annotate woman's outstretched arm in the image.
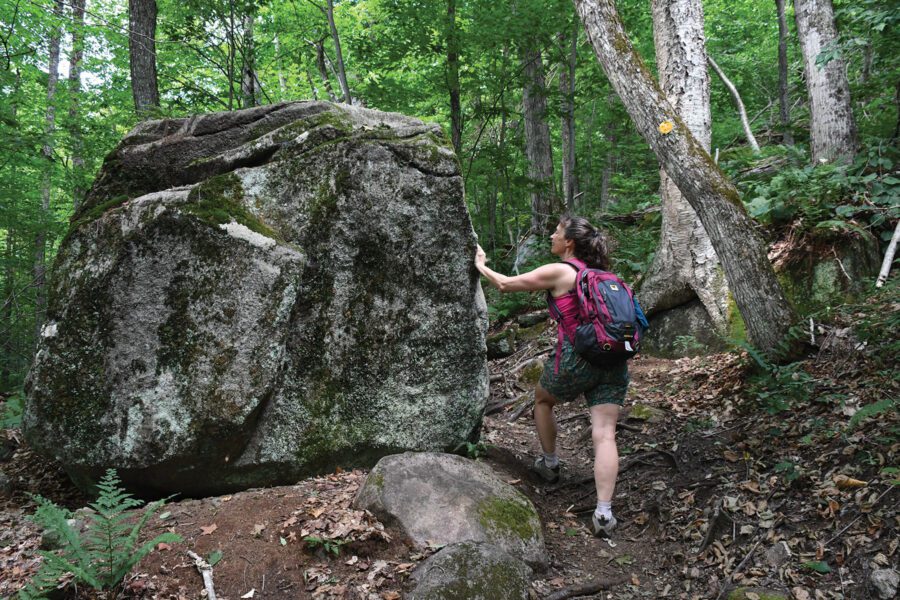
[474,244,566,293]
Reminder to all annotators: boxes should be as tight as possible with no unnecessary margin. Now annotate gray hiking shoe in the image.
[530,456,561,483]
[591,513,617,538]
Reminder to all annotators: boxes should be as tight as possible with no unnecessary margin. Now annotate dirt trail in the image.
[1,341,896,599]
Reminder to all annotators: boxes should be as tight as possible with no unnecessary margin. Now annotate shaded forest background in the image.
[1,0,898,391]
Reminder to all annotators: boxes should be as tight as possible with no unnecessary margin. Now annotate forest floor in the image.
[0,289,897,600]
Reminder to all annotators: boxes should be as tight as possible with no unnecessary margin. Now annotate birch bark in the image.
[69,0,86,210]
[793,0,857,162]
[639,0,731,337]
[573,0,797,354]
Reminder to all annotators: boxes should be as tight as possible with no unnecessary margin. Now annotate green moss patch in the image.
[477,496,539,540]
[185,173,283,242]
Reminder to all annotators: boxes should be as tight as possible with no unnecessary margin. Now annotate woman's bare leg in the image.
[534,383,558,454]
[589,403,620,502]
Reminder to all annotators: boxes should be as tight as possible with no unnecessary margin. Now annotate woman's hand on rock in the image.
[475,244,487,267]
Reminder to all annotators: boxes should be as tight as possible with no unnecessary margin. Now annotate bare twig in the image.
[187,551,217,600]
[507,399,534,422]
[825,486,895,546]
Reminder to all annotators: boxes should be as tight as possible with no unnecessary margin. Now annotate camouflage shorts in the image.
[539,342,630,407]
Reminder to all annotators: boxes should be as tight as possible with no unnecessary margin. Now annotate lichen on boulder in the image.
[24,102,488,497]
[354,452,547,570]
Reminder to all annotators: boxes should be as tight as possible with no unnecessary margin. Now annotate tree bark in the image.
[241,12,256,108]
[573,0,797,354]
[69,0,87,211]
[599,119,616,211]
[446,0,462,154]
[35,0,64,341]
[639,0,731,337]
[326,0,351,103]
[707,55,761,153]
[521,46,557,235]
[128,0,160,115]
[793,0,857,163]
[775,0,794,145]
[559,24,578,212]
[314,39,338,102]
[274,35,287,99]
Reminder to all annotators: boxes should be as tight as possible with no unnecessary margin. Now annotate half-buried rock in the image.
[354,452,547,570]
[407,541,533,600]
[23,102,489,497]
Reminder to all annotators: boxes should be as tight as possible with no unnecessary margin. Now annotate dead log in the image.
[544,577,624,600]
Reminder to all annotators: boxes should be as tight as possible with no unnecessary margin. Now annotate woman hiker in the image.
[474,215,635,537]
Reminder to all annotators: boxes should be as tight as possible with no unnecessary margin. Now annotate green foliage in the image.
[19,470,181,599]
[849,398,897,429]
[774,460,802,482]
[303,535,348,557]
[732,338,815,414]
[1,391,24,429]
[730,142,898,239]
[454,440,493,460]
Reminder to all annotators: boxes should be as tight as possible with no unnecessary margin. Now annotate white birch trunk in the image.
[639,0,731,335]
[793,0,857,163]
[573,0,797,354]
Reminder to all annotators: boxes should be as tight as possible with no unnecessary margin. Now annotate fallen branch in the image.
[876,219,900,287]
[187,551,217,600]
[507,399,534,422]
[544,577,624,600]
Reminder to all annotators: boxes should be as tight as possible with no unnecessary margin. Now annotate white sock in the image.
[595,501,613,520]
[542,452,559,468]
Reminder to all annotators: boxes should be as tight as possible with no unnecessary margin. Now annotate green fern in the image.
[19,469,181,599]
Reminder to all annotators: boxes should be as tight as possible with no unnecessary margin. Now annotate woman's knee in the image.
[535,384,557,408]
[591,423,616,446]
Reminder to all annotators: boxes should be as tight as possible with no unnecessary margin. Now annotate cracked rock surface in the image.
[24,102,488,497]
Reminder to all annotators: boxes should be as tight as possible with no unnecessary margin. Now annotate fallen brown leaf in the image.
[200,524,218,535]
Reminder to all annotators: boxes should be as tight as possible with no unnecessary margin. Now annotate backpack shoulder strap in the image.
[562,258,587,271]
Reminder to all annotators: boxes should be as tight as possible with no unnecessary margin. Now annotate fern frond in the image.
[111,532,181,583]
[29,496,93,575]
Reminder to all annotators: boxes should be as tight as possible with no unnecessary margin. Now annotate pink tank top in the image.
[546,258,586,373]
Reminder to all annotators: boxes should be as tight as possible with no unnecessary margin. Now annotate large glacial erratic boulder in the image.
[24,102,489,496]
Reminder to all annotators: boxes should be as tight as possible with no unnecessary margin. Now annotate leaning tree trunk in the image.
[128,0,160,115]
[639,0,731,338]
[559,24,578,212]
[793,0,857,163]
[573,0,797,354]
[314,40,339,102]
[775,0,794,145]
[326,0,352,103]
[68,0,87,211]
[446,0,462,154]
[521,45,557,235]
[35,0,64,342]
[707,55,761,153]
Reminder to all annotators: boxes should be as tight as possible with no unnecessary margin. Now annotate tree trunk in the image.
[1,226,13,390]
[559,24,578,212]
[35,0,64,341]
[69,0,86,211]
[275,35,288,99]
[707,55,761,153]
[775,0,794,145]
[326,0,351,103]
[599,120,616,211]
[793,0,857,163]
[314,40,338,102]
[128,0,160,115]
[227,0,235,109]
[305,67,320,100]
[521,46,557,235]
[638,0,731,338]
[446,0,462,154]
[573,0,797,354]
[241,12,256,108]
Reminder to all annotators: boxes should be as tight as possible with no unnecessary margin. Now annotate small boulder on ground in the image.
[407,541,532,600]
[870,568,899,599]
[354,452,547,569]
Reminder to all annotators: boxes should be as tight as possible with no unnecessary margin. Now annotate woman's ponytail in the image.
[560,215,610,270]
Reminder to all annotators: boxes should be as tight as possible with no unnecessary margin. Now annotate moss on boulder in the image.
[24,102,488,498]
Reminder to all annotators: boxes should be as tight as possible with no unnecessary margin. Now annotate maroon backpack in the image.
[549,259,647,368]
